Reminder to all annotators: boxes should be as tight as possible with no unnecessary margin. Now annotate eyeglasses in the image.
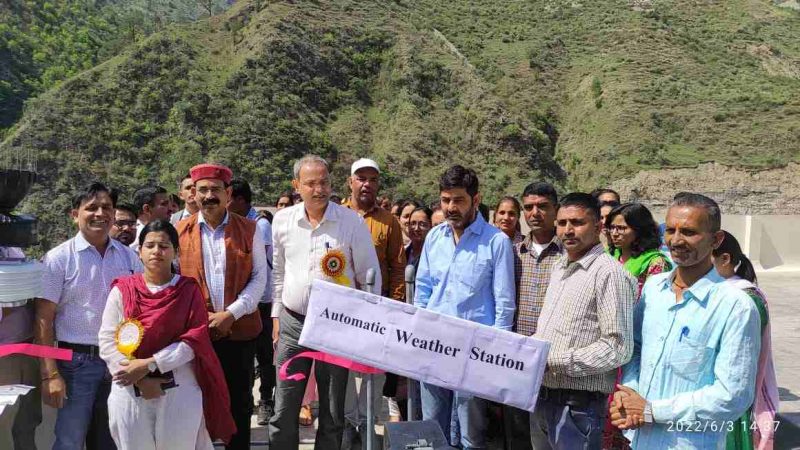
[608,225,630,234]
[409,221,431,230]
[114,220,137,229]
[196,186,224,195]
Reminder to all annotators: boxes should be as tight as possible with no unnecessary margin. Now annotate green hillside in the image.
[408,0,800,188]
[0,0,233,131]
[1,0,799,251]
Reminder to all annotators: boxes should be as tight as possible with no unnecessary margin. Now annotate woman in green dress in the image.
[713,231,778,450]
[606,203,672,296]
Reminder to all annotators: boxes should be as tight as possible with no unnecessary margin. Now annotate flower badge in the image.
[321,248,350,286]
[115,318,144,359]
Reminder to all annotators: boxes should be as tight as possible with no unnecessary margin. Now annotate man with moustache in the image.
[531,193,636,450]
[504,182,563,450]
[342,158,406,441]
[132,186,174,251]
[610,193,761,450]
[269,155,381,450]
[109,203,137,246]
[414,165,515,449]
[171,173,199,225]
[176,163,268,450]
[36,182,143,450]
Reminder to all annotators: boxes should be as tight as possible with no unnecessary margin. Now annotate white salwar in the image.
[98,275,213,450]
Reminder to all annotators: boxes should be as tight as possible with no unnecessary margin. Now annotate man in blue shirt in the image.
[611,193,761,449]
[414,165,515,449]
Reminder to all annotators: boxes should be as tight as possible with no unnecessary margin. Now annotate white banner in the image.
[298,280,550,412]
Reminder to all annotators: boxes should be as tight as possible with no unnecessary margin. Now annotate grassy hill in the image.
[1,0,799,250]
[0,0,234,131]
[408,0,800,189]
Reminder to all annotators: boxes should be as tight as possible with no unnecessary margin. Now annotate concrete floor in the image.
[27,271,800,449]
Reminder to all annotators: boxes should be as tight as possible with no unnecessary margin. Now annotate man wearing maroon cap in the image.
[176,163,267,450]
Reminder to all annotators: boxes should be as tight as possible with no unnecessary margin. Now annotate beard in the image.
[446,205,476,230]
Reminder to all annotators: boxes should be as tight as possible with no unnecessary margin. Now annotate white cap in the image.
[350,158,380,175]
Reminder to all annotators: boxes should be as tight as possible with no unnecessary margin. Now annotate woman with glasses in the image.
[392,205,433,422]
[405,206,433,269]
[606,203,671,296]
[492,196,524,244]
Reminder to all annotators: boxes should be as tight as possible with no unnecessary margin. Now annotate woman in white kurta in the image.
[98,219,235,450]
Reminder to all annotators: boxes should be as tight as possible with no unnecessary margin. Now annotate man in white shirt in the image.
[35,182,143,450]
[176,163,267,450]
[269,154,381,450]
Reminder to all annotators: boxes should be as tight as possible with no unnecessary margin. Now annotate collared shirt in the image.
[197,211,266,320]
[414,214,515,330]
[343,200,406,300]
[513,234,562,336]
[40,232,143,346]
[247,207,273,304]
[622,268,761,449]
[271,201,381,318]
[535,243,636,393]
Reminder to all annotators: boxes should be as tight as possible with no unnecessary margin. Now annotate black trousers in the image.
[502,404,532,450]
[214,338,257,450]
[255,303,276,402]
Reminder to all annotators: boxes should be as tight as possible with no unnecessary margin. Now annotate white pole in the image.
[365,268,377,450]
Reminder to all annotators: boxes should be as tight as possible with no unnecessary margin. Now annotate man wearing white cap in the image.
[342,158,407,446]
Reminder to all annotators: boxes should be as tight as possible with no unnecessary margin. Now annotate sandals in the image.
[299,404,314,426]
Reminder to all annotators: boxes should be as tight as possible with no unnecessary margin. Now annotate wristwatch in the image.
[643,402,654,423]
[147,361,158,373]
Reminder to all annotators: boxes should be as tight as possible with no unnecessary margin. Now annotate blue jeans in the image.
[529,393,606,450]
[54,352,115,450]
[420,382,488,449]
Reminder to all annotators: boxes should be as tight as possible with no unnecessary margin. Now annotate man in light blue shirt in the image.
[415,165,515,449]
[611,193,761,449]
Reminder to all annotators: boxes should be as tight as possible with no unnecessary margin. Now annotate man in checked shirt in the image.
[531,193,636,450]
[504,181,562,450]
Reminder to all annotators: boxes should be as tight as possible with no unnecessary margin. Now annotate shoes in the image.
[257,400,273,426]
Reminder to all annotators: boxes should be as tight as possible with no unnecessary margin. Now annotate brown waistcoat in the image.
[177,212,262,341]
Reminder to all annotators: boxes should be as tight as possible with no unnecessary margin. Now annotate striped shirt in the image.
[513,235,562,336]
[39,232,142,346]
[534,243,636,393]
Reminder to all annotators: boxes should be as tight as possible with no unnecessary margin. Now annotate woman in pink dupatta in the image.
[713,231,778,450]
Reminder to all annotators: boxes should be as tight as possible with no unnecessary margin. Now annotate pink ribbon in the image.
[0,343,74,361]
[279,351,383,381]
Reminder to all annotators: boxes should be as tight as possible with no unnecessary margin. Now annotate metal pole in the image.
[404,264,418,421]
[364,268,376,450]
